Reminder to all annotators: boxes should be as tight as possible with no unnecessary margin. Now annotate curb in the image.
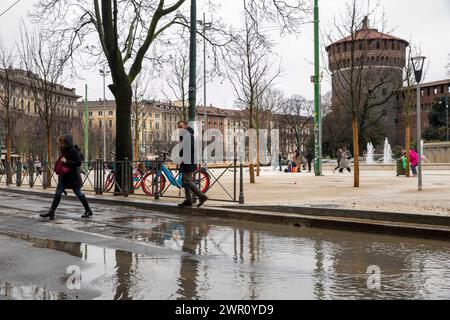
[1,186,450,240]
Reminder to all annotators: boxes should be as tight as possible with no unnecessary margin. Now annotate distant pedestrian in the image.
[409,148,419,177]
[40,134,93,220]
[333,148,343,174]
[306,149,314,173]
[34,156,42,175]
[279,153,283,172]
[339,147,352,173]
[293,150,302,173]
[177,121,209,208]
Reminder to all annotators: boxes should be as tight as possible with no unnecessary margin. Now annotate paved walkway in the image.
[229,168,450,216]
[1,167,450,217]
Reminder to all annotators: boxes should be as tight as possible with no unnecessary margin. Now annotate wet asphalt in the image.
[1,191,450,300]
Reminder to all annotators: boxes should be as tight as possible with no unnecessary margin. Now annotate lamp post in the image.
[99,66,110,160]
[197,13,212,131]
[188,0,197,122]
[313,0,322,176]
[411,55,426,191]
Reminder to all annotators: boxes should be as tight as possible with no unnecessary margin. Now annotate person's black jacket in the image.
[179,127,196,173]
[60,134,83,189]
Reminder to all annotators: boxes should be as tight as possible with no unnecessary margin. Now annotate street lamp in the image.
[411,55,426,191]
[99,66,110,161]
[197,13,212,133]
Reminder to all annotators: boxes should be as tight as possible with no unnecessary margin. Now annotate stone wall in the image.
[423,142,450,163]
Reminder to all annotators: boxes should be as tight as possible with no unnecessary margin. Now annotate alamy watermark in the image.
[367,265,381,290]
[66,265,82,290]
[171,121,281,166]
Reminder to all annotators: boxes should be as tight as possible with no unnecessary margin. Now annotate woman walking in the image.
[40,134,93,220]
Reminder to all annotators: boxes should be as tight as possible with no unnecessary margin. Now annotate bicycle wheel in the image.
[142,172,166,196]
[104,173,115,193]
[195,170,210,194]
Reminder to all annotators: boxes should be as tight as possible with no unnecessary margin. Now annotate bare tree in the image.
[227,1,282,184]
[401,45,423,178]
[0,38,21,184]
[34,0,188,167]
[253,86,282,175]
[325,0,404,187]
[446,53,450,76]
[163,49,203,122]
[19,26,72,187]
[131,70,151,160]
[276,95,314,154]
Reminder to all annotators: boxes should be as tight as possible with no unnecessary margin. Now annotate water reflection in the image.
[2,219,450,300]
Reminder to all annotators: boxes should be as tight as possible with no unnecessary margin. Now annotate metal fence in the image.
[0,157,245,204]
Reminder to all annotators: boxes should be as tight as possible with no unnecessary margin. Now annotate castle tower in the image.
[326,17,409,147]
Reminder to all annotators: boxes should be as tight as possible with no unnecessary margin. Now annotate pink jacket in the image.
[409,150,419,167]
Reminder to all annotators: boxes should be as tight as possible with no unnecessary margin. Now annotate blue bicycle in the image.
[143,153,210,197]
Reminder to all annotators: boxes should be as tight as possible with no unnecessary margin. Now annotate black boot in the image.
[197,196,209,208]
[80,195,93,219]
[40,195,61,220]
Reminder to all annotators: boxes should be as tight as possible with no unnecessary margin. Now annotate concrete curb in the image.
[1,186,450,240]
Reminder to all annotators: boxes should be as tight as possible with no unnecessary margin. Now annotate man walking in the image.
[177,121,209,208]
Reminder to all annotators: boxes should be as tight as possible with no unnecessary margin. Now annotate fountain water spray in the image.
[366,143,375,165]
[383,138,393,164]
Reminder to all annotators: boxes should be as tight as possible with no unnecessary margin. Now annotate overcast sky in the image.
[1,0,449,109]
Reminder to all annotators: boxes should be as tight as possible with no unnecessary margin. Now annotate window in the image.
[99,120,103,128]
[155,122,160,130]
[98,111,103,116]
[434,87,438,95]
[109,111,113,116]
[89,120,93,128]
[155,114,160,119]
[109,120,113,128]
[27,101,30,113]
[88,112,93,117]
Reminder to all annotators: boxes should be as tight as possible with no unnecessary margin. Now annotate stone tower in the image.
[326,17,409,147]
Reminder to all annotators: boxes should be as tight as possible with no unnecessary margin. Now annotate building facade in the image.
[396,79,450,144]
[0,68,81,158]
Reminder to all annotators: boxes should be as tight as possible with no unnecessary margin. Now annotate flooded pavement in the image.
[1,192,450,300]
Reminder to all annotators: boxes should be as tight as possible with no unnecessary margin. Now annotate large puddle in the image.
[2,216,450,300]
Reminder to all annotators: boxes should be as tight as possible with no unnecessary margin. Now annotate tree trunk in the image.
[405,117,411,178]
[256,130,260,177]
[6,129,12,185]
[114,84,133,194]
[46,128,52,188]
[352,116,360,188]
[248,126,256,184]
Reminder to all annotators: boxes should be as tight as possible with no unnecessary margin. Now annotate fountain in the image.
[366,143,375,165]
[383,138,393,164]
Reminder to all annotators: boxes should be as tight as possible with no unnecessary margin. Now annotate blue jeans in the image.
[411,165,418,175]
[55,182,84,200]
